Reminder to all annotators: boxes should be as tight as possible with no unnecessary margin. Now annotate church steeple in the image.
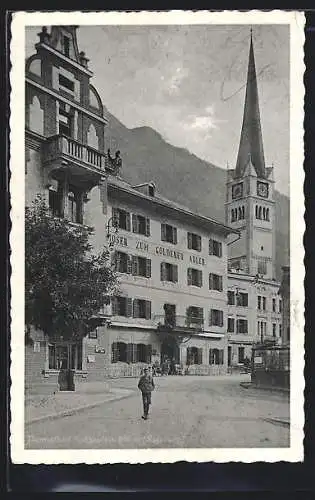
[235,30,266,179]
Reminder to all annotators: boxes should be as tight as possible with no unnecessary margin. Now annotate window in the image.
[58,108,72,136]
[111,342,152,363]
[272,298,276,312]
[209,348,224,365]
[279,324,282,337]
[187,232,202,252]
[262,297,267,311]
[161,223,177,244]
[115,251,131,274]
[209,238,222,257]
[258,259,267,275]
[132,256,151,278]
[161,262,178,283]
[238,206,245,219]
[132,214,150,236]
[209,273,223,291]
[279,300,282,313]
[59,74,74,92]
[63,36,70,57]
[228,291,235,305]
[68,187,83,224]
[231,209,236,222]
[186,347,203,365]
[187,268,203,287]
[236,319,248,334]
[257,295,266,310]
[258,321,267,339]
[236,292,248,307]
[111,296,132,317]
[186,306,204,327]
[209,309,224,327]
[238,347,245,364]
[112,207,131,231]
[133,299,151,319]
[49,187,63,218]
[272,323,277,337]
[88,329,98,339]
[228,317,235,333]
[265,208,270,221]
[48,342,82,370]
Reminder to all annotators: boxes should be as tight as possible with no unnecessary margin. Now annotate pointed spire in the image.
[235,30,266,178]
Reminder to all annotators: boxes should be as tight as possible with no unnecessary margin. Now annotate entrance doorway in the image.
[228,346,232,367]
[161,338,180,367]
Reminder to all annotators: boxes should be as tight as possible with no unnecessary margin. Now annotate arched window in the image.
[29,95,44,135]
[258,206,262,220]
[263,207,266,220]
[186,346,202,365]
[241,206,245,219]
[209,348,224,365]
[255,205,258,219]
[231,209,235,223]
[87,123,99,150]
[238,207,242,220]
[68,187,82,224]
[266,208,270,221]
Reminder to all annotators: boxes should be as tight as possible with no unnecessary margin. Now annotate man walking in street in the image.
[138,367,155,420]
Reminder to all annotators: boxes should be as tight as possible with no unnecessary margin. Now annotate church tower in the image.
[225,31,276,280]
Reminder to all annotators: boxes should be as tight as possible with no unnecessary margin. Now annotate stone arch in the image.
[89,85,104,115]
[87,123,99,150]
[29,95,44,135]
[28,57,42,77]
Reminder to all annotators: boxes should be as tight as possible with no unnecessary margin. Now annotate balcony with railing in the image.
[42,134,121,183]
[154,314,204,334]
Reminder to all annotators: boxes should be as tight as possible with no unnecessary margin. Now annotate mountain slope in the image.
[105,112,289,280]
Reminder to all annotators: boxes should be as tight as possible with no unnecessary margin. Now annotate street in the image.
[25,376,290,449]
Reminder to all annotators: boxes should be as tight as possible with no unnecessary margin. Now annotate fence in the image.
[104,362,227,378]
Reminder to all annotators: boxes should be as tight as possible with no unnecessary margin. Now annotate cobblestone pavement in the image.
[25,375,290,449]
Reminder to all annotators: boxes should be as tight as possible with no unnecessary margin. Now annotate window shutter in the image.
[197,348,203,365]
[145,300,151,320]
[127,255,132,274]
[132,255,138,276]
[173,227,177,245]
[126,343,133,363]
[132,214,138,233]
[173,264,178,283]
[112,207,119,226]
[208,310,212,326]
[146,344,152,364]
[198,270,203,287]
[126,212,131,231]
[197,235,202,252]
[187,268,192,286]
[133,299,140,318]
[111,342,118,363]
[209,239,214,255]
[219,311,223,327]
[198,307,204,324]
[161,223,166,241]
[187,232,192,249]
[160,262,166,281]
[209,273,213,289]
[218,242,222,257]
[111,297,118,316]
[145,259,151,278]
[145,218,150,237]
[219,350,224,365]
[127,297,133,317]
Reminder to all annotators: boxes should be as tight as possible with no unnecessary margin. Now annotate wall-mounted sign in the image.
[33,341,40,353]
[108,234,128,247]
[95,346,105,354]
[136,240,149,252]
[87,355,95,363]
[189,255,206,266]
[155,246,184,260]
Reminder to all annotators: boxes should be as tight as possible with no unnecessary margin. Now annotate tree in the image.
[25,196,118,343]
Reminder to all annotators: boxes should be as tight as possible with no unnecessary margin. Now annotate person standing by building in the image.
[138,367,155,420]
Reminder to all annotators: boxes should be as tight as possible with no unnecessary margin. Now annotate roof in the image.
[235,32,266,179]
[107,175,238,237]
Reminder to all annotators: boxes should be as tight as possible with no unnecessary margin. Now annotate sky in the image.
[25,24,290,195]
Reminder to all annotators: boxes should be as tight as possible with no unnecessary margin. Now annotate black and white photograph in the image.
[10,10,304,463]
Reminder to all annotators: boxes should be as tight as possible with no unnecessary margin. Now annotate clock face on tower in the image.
[257,181,269,198]
[232,182,243,200]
